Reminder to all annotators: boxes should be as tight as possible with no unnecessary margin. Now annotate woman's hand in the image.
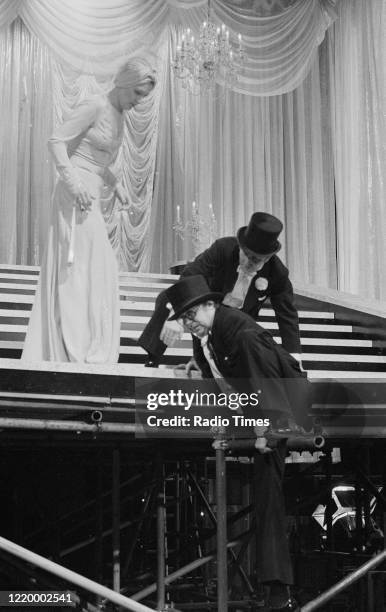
[115,183,129,207]
[74,184,94,212]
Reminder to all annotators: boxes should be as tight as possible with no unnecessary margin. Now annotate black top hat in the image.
[166,275,223,321]
[237,212,282,256]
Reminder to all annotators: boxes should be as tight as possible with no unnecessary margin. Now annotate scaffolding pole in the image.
[215,433,228,612]
[157,493,166,611]
[113,449,121,592]
[0,535,156,612]
[301,549,386,611]
[131,537,245,601]
[0,417,137,433]
[186,468,254,594]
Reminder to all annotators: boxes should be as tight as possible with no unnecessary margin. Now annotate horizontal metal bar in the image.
[319,426,386,437]
[226,435,325,451]
[0,417,138,433]
[313,404,386,410]
[0,392,112,403]
[0,400,137,412]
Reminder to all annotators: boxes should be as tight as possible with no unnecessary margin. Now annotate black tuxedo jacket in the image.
[197,305,310,425]
[139,236,301,357]
[182,237,301,353]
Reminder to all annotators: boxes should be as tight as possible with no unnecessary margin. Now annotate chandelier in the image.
[172,1,245,94]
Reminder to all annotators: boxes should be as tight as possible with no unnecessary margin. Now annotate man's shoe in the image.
[264,582,299,611]
[144,355,160,368]
[268,598,299,611]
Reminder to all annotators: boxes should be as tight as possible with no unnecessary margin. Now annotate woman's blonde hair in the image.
[114,56,156,89]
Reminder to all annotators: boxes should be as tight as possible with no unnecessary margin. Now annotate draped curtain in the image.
[151,29,337,288]
[0,17,54,265]
[0,0,384,299]
[326,0,385,299]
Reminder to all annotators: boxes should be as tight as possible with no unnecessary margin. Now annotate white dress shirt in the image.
[200,335,222,378]
[222,266,256,309]
[200,334,236,395]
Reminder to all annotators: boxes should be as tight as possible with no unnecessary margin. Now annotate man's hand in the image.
[174,357,200,377]
[160,320,183,346]
[254,424,272,454]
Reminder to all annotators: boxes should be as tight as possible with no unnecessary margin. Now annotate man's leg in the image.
[253,441,293,586]
[137,291,169,364]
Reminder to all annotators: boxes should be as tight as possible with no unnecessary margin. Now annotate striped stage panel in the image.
[0,264,385,440]
[0,264,386,375]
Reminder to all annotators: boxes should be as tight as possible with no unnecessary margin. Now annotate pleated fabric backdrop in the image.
[0,0,384,299]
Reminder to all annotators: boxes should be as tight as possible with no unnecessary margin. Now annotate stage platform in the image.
[0,265,385,442]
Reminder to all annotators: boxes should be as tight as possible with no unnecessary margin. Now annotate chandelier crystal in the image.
[172,2,245,94]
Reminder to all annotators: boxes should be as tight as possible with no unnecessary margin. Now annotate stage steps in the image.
[0,265,385,379]
[0,265,385,439]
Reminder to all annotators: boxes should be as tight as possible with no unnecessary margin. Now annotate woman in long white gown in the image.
[22,57,156,363]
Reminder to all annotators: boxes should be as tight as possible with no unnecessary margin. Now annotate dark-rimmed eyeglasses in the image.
[179,305,201,323]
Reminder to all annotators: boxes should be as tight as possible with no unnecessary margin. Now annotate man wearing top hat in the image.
[138,212,302,369]
[165,273,305,610]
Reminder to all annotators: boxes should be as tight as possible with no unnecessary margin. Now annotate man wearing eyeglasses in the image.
[165,274,306,611]
[138,211,302,370]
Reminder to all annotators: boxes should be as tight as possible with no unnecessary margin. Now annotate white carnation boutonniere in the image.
[255,277,268,301]
[255,277,268,291]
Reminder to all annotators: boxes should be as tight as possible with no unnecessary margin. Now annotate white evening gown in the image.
[23,97,122,363]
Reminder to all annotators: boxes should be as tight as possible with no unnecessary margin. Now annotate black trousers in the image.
[253,440,293,585]
[138,291,169,358]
